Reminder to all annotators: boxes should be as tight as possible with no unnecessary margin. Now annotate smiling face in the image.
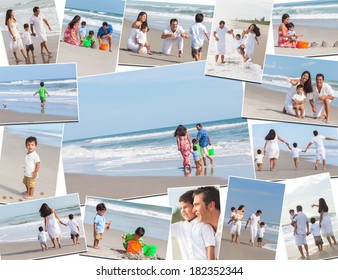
[170,21,178,32]
[301,72,309,83]
[316,75,324,87]
[26,141,37,154]
[140,14,147,23]
[193,193,211,223]
[249,24,255,31]
[180,201,196,222]
[283,17,290,24]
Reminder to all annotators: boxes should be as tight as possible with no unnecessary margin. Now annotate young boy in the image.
[85,30,96,48]
[23,23,34,59]
[255,149,264,171]
[79,21,87,43]
[122,227,145,254]
[228,207,236,225]
[287,142,302,170]
[213,20,233,63]
[171,190,216,260]
[136,23,151,55]
[33,82,50,110]
[289,209,297,235]
[286,22,303,47]
[189,13,209,61]
[192,146,203,170]
[23,136,40,199]
[308,217,323,252]
[66,214,80,245]
[37,226,48,251]
[292,84,306,118]
[93,202,108,249]
[257,222,265,248]
[234,33,245,59]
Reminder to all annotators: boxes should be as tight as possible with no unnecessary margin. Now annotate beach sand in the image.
[118,20,209,67]
[0,107,78,125]
[219,225,276,260]
[81,224,167,260]
[0,236,86,260]
[254,150,338,181]
[273,23,338,57]
[0,128,60,203]
[242,83,338,127]
[65,174,227,204]
[2,30,59,65]
[57,27,119,77]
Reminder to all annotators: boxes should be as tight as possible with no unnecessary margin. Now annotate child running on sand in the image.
[122,227,145,254]
[93,203,109,249]
[37,226,48,251]
[33,82,49,110]
[255,149,264,171]
[66,214,80,245]
[286,142,302,170]
[292,84,306,118]
[257,222,265,248]
[22,136,40,199]
[189,13,209,61]
[23,23,35,60]
[308,217,323,252]
[136,23,151,55]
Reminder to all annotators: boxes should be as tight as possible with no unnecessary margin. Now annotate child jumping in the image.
[33,82,50,110]
[189,13,209,61]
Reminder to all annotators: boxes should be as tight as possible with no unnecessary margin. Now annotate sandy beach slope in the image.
[2,30,59,65]
[0,128,60,203]
[242,83,338,127]
[118,20,209,67]
[81,224,167,260]
[219,226,276,260]
[273,24,338,57]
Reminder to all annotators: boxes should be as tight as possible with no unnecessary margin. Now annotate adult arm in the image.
[277,136,289,147]
[318,95,334,101]
[187,133,192,150]
[302,142,313,152]
[161,31,174,39]
[286,77,300,86]
[53,209,66,226]
[324,137,337,141]
[30,23,36,36]
[255,36,259,45]
[206,246,215,260]
[43,18,51,31]
[244,218,251,229]
[278,23,292,37]
[208,136,212,146]
[7,20,16,40]
[213,31,219,41]
[44,216,48,231]
[263,139,268,156]
[319,210,323,227]
[309,98,316,113]
[176,136,180,151]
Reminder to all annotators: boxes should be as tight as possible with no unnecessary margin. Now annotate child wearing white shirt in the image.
[255,149,264,171]
[23,23,34,59]
[308,217,323,252]
[292,84,306,118]
[286,142,303,170]
[37,226,48,251]
[257,222,265,248]
[189,13,209,61]
[136,23,151,55]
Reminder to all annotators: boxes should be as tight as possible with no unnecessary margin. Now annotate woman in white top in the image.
[126,11,148,54]
[241,24,260,62]
[312,198,337,246]
[283,71,313,116]
[5,9,28,62]
[263,129,289,171]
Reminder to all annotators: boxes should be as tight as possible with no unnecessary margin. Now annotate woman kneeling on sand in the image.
[126,11,149,54]
[64,15,81,46]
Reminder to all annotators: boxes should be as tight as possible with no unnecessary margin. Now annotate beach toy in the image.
[100,43,108,51]
[126,240,143,254]
[208,146,215,156]
[143,244,157,257]
[83,39,91,48]
[296,41,309,49]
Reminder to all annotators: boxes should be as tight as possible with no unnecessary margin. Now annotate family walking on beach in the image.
[171,186,221,260]
[64,16,113,51]
[283,71,335,124]
[289,198,337,259]
[5,6,53,63]
[126,11,209,61]
[174,123,214,174]
[257,129,337,172]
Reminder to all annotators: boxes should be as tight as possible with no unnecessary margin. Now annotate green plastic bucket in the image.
[208,146,214,156]
[83,39,91,47]
[143,244,157,257]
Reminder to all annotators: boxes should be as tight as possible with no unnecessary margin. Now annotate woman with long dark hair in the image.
[126,11,148,54]
[174,124,192,172]
[63,15,81,45]
[278,13,294,48]
[263,129,289,171]
[241,23,260,62]
[312,198,337,246]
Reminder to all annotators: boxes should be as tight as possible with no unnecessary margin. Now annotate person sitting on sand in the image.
[257,222,265,248]
[122,227,145,254]
[213,20,233,64]
[309,73,335,124]
[286,22,303,48]
[84,30,96,48]
[136,23,151,54]
[292,84,306,119]
[278,14,295,48]
[291,205,309,259]
[126,11,148,54]
[161,18,188,57]
[302,130,337,170]
[171,190,215,260]
[245,210,262,246]
[37,226,48,251]
[97,22,113,52]
[64,15,81,46]
[93,203,108,249]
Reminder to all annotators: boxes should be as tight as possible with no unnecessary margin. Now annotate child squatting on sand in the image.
[23,136,40,199]
[93,203,110,249]
[122,227,145,254]
[37,226,48,251]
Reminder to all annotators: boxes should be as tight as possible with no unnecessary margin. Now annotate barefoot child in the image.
[286,142,302,170]
[122,227,145,254]
[93,203,108,249]
[189,13,209,61]
[79,21,87,43]
[23,136,40,199]
[257,222,265,248]
[136,23,151,54]
[66,214,80,245]
[84,30,96,48]
[255,149,264,171]
[23,23,34,60]
[286,22,303,48]
[292,84,306,118]
[37,226,48,251]
[33,82,50,110]
[308,217,323,252]
[191,146,203,170]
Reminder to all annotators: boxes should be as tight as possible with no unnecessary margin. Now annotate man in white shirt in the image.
[161,19,188,57]
[303,130,337,170]
[309,74,335,124]
[245,210,262,246]
[30,6,52,55]
[213,20,233,63]
[291,205,309,259]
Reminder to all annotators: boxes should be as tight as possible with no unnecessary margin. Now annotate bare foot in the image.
[22,191,28,195]
[178,50,182,58]
[315,165,318,170]
[15,58,22,62]
[47,51,52,55]
[23,196,33,200]
[93,246,101,249]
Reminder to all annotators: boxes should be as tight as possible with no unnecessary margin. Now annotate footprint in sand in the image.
[2,196,6,199]
[9,197,13,199]
[40,192,44,195]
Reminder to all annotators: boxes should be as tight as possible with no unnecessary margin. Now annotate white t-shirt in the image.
[136,30,147,45]
[255,154,264,164]
[24,150,40,178]
[257,226,265,238]
[249,213,260,229]
[310,223,321,237]
[293,211,308,235]
[291,147,301,158]
[22,30,33,45]
[30,13,46,34]
[214,26,228,44]
[67,219,79,235]
[309,82,334,101]
[189,22,207,48]
[163,25,185,38]
[292,93,306,102]
[171,218,215,260]
[37,231,48,243]
[233,38,243,49]
[311,135,326,152]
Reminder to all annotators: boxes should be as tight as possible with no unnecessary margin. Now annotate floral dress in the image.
[64,24,79,45]
[178,135,191,167]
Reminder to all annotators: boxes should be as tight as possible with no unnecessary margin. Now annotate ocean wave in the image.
[262,243,277,251]
[272,13,338,20]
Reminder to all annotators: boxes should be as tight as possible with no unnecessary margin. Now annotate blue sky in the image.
[225,177,285,223]
[252,122,338,150]
[264,55,338,81]
[0,64,76,82]
[66,0,126,14]
[63,62,243,141]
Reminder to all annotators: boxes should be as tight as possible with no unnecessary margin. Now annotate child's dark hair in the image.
[257,149,261,154]
[89,30,94,35]
[40,82,44,87]
[141,23,148,31]
[289,209,295,214]
[103,22,108,27]
[193,146,198,151]
[96,203,106,212]
[293,143,297,148]
[231,207,235,211]
[285,22,294,30]
[260,222,265,226]
[313,130,318,136]
[81,21,86,25]
[236,34,241,38]
[256,210,262,214]
[38,226,43,232]
[296,84,304,90]
[195,13,204,23]
[69,214,74,220]
[24,23,29,29]
[135,227,145,237]
[192,138,197,143]
[219,20,225,25]
[25,136,37,146]
[310,217,316,224]
[179,190,194,205]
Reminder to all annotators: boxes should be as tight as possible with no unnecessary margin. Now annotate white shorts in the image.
[316,149,326,161]
[295,234,307,246]
[313,99,332,118]
[200,147,209,157]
